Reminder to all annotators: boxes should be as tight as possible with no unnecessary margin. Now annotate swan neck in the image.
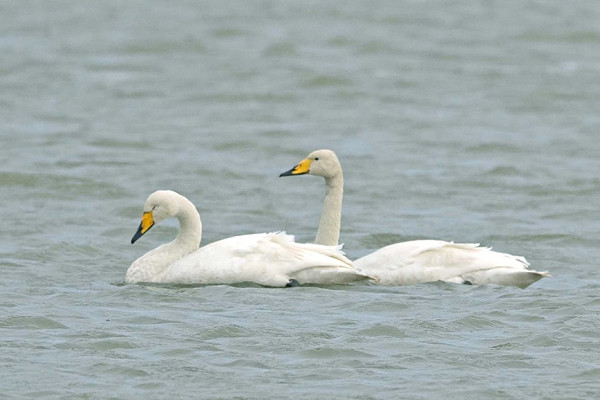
[316,173,343,246]
[174,198,202,249]
[126,194,202,283]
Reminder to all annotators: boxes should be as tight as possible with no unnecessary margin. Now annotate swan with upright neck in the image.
[280,149,550,288]
[127,190,369,286]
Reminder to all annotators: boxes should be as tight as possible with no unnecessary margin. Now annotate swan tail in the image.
[460,268,551,289]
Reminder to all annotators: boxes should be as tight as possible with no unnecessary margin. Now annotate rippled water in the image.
[2,1,599,399]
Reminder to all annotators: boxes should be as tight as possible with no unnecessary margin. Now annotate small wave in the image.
[0,315,68,330]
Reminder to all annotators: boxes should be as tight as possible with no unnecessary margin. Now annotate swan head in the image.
[279,149,341,179]
[131,190,182,244]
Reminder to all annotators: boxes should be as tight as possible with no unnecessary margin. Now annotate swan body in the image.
[280,149,550,288]
[353,240,547,289]
[127,190,368,286]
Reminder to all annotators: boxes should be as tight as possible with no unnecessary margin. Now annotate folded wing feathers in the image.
[417,242,530,270]
[266,232,354,268]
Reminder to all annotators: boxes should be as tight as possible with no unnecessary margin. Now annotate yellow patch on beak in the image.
[140,211,154,234]
[280,158,312,177]
[293,158,312,174]
[131,211,155,244]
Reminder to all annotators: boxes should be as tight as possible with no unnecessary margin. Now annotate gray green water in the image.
[1,1,599,398]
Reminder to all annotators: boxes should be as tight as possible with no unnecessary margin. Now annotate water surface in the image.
[1,1,599,399]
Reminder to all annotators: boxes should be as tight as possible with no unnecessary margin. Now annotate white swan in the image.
[280,149,550,288]
[127,190,369,286]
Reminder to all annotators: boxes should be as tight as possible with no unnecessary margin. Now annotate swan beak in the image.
[279,158,312,177]
[131,211,155,244]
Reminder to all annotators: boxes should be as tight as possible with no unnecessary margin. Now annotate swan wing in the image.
[272,236,371,284]
[354,240,548,288]
[153,232,367,286]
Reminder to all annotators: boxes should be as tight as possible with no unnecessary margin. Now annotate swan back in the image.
[354,240,548,288]
[154,232,369,286]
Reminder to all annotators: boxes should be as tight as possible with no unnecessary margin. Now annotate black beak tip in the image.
[279,167,297,177]
[131,224,144,244]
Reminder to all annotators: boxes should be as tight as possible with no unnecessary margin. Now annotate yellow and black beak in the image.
[279,158,312,177]
[131,211,155,244]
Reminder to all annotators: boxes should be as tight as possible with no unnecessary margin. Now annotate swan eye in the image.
[314,157,319,161]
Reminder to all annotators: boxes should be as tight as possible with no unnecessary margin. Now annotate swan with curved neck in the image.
[280,149,550,288]
[127,190,369,286]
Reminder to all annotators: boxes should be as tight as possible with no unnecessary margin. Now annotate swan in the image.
[280,149,550,288]
[127,190,369,286]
